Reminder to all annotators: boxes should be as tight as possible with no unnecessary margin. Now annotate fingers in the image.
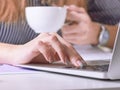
[36,33,87,67]
[66,46,87,67]
[66,5,89,23]
[62,24,79,34]
[67,5,86,13]
[67,11,86,22]
[48,34,69,64]
[37,41,55,63]
[52,33,87,67]
[37,33,69,64]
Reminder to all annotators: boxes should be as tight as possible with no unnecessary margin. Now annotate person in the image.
[61,0,120,49]
[0,0,86,67]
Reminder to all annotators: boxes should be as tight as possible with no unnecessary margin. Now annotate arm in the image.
[105,25,118,48]
[87,0,119,48]
[61,5,117,49]
[0,33,86,67]
[0,43,20,64]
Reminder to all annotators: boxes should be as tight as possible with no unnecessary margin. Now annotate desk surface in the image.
[0,71,120,90]
[0,45,115,90]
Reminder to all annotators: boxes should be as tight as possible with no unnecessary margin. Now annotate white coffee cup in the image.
[25,6,67,33]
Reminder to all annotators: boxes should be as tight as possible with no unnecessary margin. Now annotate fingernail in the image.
[48,58,54,63]
[76,61,84,68]
[65,60,71,65]
[48,60,53,64]
[61,59,65,64]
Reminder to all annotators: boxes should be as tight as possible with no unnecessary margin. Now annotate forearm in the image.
[91,22,118,49]
[95,23,118,49]
[105,25,118,49]
[0,43,18,64]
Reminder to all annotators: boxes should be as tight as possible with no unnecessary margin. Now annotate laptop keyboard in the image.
[82,64,109,72]
[64,64,109,72]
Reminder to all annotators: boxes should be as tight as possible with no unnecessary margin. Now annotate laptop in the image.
[18,23,120,80]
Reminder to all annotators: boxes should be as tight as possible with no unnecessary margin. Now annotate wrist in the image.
[92,24,110,47]
[0,44,22,65]
[98,25,110,46]
[91,22,101,45]
[9,44,34,65]
[9,45,24,65]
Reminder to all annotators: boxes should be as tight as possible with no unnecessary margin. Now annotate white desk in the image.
[74,45,112,60]
[0,45,115,90]
[0,72,120,90]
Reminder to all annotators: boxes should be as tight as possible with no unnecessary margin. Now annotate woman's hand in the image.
[62,5,101,45]
[11,33,86,67]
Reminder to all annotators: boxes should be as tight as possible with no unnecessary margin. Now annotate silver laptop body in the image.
[18,23,120,80]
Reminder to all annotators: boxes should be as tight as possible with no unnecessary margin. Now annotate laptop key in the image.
[82,64,109,72]
[63,64,109,72]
